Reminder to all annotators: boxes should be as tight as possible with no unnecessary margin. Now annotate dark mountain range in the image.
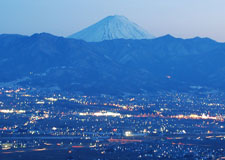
[0,33,225,94]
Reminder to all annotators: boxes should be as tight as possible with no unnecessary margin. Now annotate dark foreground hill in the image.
[0,33,224,94]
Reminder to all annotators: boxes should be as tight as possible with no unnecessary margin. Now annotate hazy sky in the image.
[1,0,225,42]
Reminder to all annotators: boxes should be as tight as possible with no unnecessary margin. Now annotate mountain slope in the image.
[0,33,225,94]
[69,15,154,42]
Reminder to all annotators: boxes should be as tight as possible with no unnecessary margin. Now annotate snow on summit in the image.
[68,15,155,42]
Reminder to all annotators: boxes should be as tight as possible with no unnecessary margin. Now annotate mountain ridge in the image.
[0,33,225,94]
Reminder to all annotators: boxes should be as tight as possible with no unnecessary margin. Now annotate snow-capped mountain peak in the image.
[68,15,154,42]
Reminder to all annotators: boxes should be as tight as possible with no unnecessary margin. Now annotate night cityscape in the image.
[1,87,225,159]
[1,0,225,159]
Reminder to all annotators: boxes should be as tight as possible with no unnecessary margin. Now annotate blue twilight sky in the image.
[1,0,225,42]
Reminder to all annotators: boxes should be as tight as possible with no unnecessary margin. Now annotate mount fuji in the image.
[68,15,155,42]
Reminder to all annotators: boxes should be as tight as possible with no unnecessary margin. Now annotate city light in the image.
[125,131,133,137]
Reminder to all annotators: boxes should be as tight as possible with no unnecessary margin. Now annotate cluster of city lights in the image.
[170,114,224,121]
[0,109,26,114]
